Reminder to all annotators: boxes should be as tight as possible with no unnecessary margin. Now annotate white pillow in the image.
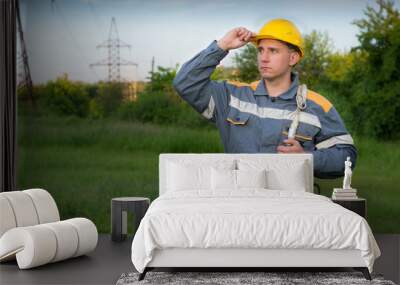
[211,168,268,191]
[237,169,267,189]
[237,158,309,191]
[211,168,236,190]
[267,165,307,191]
[166,159,235,192]
[167,162,209,191]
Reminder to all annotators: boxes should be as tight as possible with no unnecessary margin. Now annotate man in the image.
[173,19,356,179]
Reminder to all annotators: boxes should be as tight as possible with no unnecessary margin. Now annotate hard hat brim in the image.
[250,35,280,46]
[249,35,304,58]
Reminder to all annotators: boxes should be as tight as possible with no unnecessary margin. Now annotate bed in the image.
[131,153,381,281]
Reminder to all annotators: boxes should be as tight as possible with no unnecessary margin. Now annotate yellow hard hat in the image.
[251,18,304,58]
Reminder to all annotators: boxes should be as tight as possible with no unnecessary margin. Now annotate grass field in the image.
[17,115,400,233]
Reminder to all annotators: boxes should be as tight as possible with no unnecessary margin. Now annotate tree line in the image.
[18,0,400,140]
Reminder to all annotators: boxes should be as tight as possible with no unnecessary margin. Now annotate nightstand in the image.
[111,197,150,242]
[332,198,366,218]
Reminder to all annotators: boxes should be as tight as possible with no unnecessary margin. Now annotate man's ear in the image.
[289,52,300,67]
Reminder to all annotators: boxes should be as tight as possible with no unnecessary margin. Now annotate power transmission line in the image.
[90,17,138,82]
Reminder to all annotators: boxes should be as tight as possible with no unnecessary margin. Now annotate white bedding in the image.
[131,190,380,273]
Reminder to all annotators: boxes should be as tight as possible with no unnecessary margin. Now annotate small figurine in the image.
[342,156,352,190]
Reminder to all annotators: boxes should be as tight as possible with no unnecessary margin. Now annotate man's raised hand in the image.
[217,27,257,51]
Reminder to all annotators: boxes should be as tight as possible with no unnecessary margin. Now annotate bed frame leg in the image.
[354,267,371,280]
[138,268,148,281]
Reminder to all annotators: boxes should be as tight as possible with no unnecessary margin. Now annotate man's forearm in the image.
[312,145,357,179]
[173,41,228,94]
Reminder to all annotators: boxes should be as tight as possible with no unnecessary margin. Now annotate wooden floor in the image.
[0,234,399,285]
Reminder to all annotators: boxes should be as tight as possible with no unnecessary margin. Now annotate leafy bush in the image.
[117,64,213,128]
[118,91,180,124]
[344,0,400,139]
[92,82,124,117]
[232,44,260,82]
[296,30,333,89]
[39,75,90,118]
[118,92,212,129]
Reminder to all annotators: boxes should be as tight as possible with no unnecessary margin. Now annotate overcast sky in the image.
[20,0,393,84]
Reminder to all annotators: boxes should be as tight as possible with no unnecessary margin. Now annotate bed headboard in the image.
[159,153,314,195]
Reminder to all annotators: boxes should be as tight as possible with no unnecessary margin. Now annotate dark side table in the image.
[332,198,367,218]
[111,197,150,242]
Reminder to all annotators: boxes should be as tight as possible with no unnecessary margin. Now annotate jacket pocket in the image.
[281,123,320,151]
[226,108,250,125]
[296,123,320,141]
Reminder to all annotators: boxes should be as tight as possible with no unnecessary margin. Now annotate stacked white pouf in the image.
[0,188,98,269]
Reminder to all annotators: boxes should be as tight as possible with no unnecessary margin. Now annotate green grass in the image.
[17,115,400,233]
[17,115,223,233]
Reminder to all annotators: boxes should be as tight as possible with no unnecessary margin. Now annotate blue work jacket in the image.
[173,40,357,179]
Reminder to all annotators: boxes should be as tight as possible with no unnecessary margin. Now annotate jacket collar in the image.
[254,72,299,100]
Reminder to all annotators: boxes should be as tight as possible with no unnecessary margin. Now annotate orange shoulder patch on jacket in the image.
[250,80,259,91]
[227,80,259,91]
[307,90,332,113]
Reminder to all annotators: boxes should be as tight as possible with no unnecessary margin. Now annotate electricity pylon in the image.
[90,17,137,82]
[16,0,35,106]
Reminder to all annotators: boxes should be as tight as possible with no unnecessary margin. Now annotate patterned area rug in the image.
[116,271,396,285]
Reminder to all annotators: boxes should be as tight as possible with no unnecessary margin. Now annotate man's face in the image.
[257,38,299,81]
